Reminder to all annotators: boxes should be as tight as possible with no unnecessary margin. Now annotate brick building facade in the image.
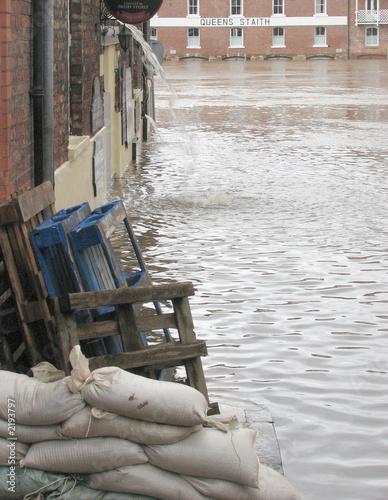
[0,0,153,208]
[151,0,388,60]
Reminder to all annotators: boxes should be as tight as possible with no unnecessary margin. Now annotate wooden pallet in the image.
[0,183,212,407]
[0,182,60,369]
[53,281,210,402]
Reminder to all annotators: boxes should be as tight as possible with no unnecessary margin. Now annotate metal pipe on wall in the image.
[31,0,54,187]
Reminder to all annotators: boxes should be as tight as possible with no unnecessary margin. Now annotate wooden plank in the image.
[173,297,210,403]
[76,312,177,341]
[88,340,207,372]
[58,281,195,312]
[21,300,44,323]
[0,335,16,371]
[0,202,19,227]
[0,307,16,318]
[12,342,25,363]
[0,288,11,306]
[51,298,80,374]
[137,312,177,332]
[77,320,120,340]
[116,303,145,352]
[16,181,55,223]
[95,200,126,239]
[0,226,41,365]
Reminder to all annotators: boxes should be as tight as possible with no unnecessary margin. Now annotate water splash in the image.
[124,23,195,167]
[144,114,161,139]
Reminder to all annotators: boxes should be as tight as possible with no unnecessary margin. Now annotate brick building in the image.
[151,0,388,60]
[0,0,154,209]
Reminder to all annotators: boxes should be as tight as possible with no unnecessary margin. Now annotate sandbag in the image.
[46,484,158,500]
[0,437,29,466]
[31,361,65,383]
[143,427,259,488]
[0,370,85,426]
[183,475,261,500]
[60,406,202,445]
[183,465,301,500]
[67,346,209,427]
[84,463,213,500]
[20,437,148,474]
[0,466,158,500]
[0,418,65,443]
[255,464,302,500]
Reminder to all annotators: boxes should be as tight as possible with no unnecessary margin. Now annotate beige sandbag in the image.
[143,427,259,488]
[183,475,261,500]
[0,370,85,426]
[255,464,302,500]
[84,463,213,500]
[183,467,301,500]
[60,406,202,445]
[31,361,65,382]
[20,437,148,474]
[0,418,65,443]
[0,437,29,466]
[67,346,209,427]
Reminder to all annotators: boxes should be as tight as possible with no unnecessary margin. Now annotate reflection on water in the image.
[109,60,388,500]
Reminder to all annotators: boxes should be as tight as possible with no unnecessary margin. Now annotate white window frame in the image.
[273,0,284,15]
[315,0,327,15]
[188,0,199,16]
[365,26,378,46]
[187,28,200,48]
[150,28,157,40]
[230,28,244,48]
[230,0,243,16]
[314,26,327,46]
[272,27,285,47]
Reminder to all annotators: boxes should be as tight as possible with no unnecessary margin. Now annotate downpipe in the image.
[31,0,54,187]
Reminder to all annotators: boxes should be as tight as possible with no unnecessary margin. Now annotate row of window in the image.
[185,26,328,48]
[151,26,381,48]
[187,0,328,17]
[187,0,379,17]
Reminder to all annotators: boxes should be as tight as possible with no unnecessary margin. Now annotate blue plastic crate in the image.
[30,203,91,298]
[69,201,171,353]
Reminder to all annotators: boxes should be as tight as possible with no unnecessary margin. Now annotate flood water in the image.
[109,59,388,500]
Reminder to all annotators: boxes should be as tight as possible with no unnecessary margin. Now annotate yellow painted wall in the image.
[54,130,107,211]
[54,43,139,210]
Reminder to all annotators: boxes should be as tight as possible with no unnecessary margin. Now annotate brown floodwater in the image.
[109,58,388,500]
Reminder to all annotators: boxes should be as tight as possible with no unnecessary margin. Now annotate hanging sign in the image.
[103,0,163,24]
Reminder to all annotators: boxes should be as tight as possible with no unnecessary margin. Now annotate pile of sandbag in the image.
[0,346,301,500]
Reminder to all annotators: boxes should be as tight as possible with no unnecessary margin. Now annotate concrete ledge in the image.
[68,136,90,162]
[219,403,283,475]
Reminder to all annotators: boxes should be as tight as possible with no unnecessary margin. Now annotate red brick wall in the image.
[0,0,33,201]
[0,0,71,203]
[349,0,388,58]
[154,0,352,59]
[70,0,102,136]
[54,0,70,168]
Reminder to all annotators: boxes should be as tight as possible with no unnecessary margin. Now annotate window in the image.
[188,28,200,47]
[231,0,242,16]
[365,27,378,45]
[230,28,244,47]
[273,0,283,15]
[314,26,326,45]
[366,0,378,10]
[188,0,199,16]
[272,27,285,46]
[150,28,157,40]
[315,0,326,14]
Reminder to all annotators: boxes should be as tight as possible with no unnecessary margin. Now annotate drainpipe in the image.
[348,0,352,59]
[31,0,54,187]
